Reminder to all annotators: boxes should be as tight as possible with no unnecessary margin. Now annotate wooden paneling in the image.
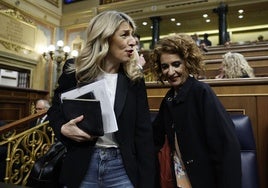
[146,77,268,188]
[256,97,268,188]
[0,86,49,123]
[0,103,24,121]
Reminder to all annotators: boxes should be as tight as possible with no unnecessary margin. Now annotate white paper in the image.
[61,79,118,133]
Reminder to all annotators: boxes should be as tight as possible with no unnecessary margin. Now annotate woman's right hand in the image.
[61,115,97,142]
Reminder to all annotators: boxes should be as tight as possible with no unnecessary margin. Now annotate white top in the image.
[95,72,119,148]
[102,72,118,107]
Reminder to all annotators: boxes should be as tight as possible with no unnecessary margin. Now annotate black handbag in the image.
[27,141,67,188]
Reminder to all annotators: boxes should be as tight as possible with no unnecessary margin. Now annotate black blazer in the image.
[29,115,49,128]
[47,59,155,188]
[153,76,242,188]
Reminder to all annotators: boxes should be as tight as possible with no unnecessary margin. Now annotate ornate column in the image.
[213,2,228,45]
[150,16,161,49]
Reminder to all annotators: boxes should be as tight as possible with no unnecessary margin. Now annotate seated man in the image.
[30,99,50,127]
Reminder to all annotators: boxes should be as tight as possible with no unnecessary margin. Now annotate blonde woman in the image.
[220,52,255,78]
[48,11,155,188]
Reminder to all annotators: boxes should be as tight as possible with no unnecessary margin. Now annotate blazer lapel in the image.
[114,71,128,119]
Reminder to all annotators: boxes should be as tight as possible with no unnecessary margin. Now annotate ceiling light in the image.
[142,22,147,26]
[203,14,208,18]
[238,15,243,19]
[238,9,244,14]
[176,22,181,26]
[206,19,210,23]
[171,18,176,22]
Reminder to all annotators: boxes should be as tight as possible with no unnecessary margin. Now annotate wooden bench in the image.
[206,42,268,52]
[203,47,268,60]
[139,45,268,81]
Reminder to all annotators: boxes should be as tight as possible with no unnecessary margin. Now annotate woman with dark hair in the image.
[151,34,241,188]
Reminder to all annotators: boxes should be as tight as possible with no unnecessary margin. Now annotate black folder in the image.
[62,98,104,136]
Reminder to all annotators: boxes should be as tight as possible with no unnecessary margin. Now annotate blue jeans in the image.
[80,148,134,188]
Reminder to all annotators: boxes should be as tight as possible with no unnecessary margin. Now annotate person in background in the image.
[215,52,255,79]
[47,10,155,188]
[199,33,211,52]
[133,33,146,68]
[224,41,231,48]
[29,99,50,127]
[134,33,141,51]
[150,33,241,188]
[192,33,209,52]
[191,33,201,47]
[199,42,208,52]
[201,33,212,46]
[257,35,264,42]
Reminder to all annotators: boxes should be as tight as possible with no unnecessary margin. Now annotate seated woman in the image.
[215,52,255,79]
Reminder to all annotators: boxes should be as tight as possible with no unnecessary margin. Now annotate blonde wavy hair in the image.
[150,33,204,82]
[72,10,143,85]
[222,52,255,78]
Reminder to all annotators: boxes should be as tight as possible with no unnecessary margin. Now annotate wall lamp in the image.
[41,40,78,86]
[42,40,77,63]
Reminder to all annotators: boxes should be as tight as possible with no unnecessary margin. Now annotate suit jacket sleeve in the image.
[135,80,156,188]
[47,59,78,144]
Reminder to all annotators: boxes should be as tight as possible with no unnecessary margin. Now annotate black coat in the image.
[29,115,48,128]
[153,76,242,188]
[47,59,155,188]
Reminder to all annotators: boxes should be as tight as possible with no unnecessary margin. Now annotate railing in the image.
[0,112,55,186]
